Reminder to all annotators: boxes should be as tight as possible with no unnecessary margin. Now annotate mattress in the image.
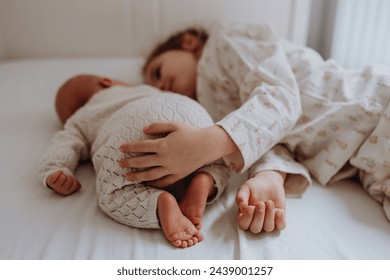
[0,58,389,260]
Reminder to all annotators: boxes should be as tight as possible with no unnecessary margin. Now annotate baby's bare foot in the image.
[157,192,203,248]
[179,172,215,230]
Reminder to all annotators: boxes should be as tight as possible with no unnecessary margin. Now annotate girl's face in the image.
[144,50,198,99]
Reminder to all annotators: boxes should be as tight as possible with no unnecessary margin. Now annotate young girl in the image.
[119,22,390,232]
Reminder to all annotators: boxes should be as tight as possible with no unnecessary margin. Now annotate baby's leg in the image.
[179,172,216,230]
[97,179,203,248]
[157,191,203,248]
[97,182,164,229]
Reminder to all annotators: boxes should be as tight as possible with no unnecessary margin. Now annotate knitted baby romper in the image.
[91,87,229,229]
[39,85,228,230]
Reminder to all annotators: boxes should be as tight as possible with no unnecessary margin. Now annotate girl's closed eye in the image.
[153,66,161,81]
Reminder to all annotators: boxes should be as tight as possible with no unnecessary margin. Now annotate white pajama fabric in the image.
[196,23,390,220]
[39,86,229,229]
[349,101,390,220]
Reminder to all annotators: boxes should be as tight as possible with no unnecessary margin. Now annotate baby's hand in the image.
[46,170,81,196]
[236,170,286,233]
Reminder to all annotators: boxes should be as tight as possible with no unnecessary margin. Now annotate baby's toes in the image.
[194,231,204,242]
[172,240,182,247]
[180,241,189,248]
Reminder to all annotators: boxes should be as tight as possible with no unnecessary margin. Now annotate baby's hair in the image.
[142,27,209,75]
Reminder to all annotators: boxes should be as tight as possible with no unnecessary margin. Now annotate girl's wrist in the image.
[254,170,287,184]
[202,125,239,163]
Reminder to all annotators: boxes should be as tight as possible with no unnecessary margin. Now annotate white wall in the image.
[0,0,134,59]
[307,0,337,60]
[330,0,390,68]
[0,8,6,61]
[0,0,311,60]
[308,0,390,68]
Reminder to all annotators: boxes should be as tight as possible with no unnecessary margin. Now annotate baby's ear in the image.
[181,33,201,52]
[98,77,113,88]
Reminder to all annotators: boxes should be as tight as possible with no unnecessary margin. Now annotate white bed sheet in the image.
[0,58,389,260]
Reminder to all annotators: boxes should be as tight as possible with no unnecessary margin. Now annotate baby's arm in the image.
[39,121,89,196]
[46,170,81,196]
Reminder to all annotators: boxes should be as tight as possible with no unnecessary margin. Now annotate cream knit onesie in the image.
[39,85,229,229]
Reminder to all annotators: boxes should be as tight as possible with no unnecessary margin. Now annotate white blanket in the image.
[0,58,389,259]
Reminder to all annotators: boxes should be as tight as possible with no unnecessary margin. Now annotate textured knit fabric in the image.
[39,85,229,229]
[196,23,390,220]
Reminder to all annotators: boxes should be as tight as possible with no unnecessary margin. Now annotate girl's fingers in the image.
[119,154,160,169]
[143,122,180,134]
[249,202,266,234]
[119,139,160,153]
[275,209,286,230]
[236,184,250,211]
[124,166,169,183]
[263,200,275,232]
[237,205,256,230]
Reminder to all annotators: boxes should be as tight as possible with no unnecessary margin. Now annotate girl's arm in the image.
[207,24,302,173]
[249,144,311,196]
[120,23,301,186]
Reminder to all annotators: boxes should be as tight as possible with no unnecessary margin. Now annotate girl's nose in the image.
[156,80,165,90]
[158,79,171,91]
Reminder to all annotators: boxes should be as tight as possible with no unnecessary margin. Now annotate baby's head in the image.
[56,74,129,124]
[143,27,209,99]
[55,75,105,124]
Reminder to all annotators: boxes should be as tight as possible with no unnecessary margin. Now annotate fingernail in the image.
[257,203,265,212]
[266,200,274,208]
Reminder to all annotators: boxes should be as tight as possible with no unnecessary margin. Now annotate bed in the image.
[0,57,390,260]
[1,0,390,261]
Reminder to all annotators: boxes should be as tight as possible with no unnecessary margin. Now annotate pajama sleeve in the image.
[38,120,90,188]
[203,24,302,173]
[249,144,311,197]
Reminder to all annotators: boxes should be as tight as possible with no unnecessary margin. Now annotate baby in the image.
[39,74,229,248]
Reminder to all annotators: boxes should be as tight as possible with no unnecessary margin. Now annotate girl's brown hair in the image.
[142,27,209,75]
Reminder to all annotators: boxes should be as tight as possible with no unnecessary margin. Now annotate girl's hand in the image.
[46,170,81,196]
[236,170,286,233]
[119,122,237,187]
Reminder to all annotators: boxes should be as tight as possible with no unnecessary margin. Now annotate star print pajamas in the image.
[196,23,390,220]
